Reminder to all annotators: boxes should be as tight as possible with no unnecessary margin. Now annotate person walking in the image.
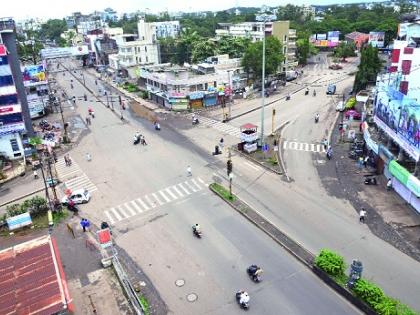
[219,138,224,150]
[187,165,192,177]
[80,218,90,232]
[359,208,367,223]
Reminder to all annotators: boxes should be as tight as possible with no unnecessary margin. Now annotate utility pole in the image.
[227,70,233,121]
[271,108,276,135]
[58,97,69,143]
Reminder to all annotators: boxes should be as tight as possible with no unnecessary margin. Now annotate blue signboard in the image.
[7,212,32,230]
[262,144,269,152]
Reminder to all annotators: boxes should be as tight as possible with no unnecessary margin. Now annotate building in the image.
[152,21,180,39]
[77,18,103,35]
[345,31,369,50]
[108,19,160,76]
[215,21,297,72]
[0,235,73,314]
[0,18,34,160]
[367,15,420,212]
[301,5,316,18]
[102,7,118,22]
[139,55,242,110]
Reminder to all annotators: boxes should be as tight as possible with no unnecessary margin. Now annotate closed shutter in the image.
[391,49,400,63]
[401,60,412,75]
[400,81,409,95]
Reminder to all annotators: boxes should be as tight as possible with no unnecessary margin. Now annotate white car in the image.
[336,101,345,112]
[61,189,91,205]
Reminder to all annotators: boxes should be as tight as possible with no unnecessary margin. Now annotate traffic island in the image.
[209,182,381,315]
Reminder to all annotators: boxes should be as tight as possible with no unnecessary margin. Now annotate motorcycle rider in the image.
[248,265,263,280]
[192,114,199,124]
[193,223,201,235]
[238,291,250,306]
[315,113,320,123]
[313,89,316,97]
[133,132,140,144]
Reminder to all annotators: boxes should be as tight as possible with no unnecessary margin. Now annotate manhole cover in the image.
[175,279,185,287]
[186,293,198,302]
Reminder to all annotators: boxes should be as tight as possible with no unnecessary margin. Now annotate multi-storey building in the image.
[108,19,160,75]
[22,64,48,119]
[215,21,297,72]
[152,21,180,39]
[0,18,33,159]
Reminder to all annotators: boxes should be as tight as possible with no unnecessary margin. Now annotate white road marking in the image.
[178,182,191,195]
[124,202,137,216]
[184,181,198,192]
[243,161,260,171]
[110,207,122,221]
[144,195,157,208]
[158,190,171,202]
[191,179,202,190]
[171,185,184,197]
[152,193,165,205]
[198,177,208,186]
[165,187,178,200]
[118,205,130,218]
[104,211,115,225]
[130,200,143,214]
[136,198,150,210]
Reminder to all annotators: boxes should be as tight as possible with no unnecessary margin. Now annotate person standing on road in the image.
[387,178,392,191]
[359,208,367,223]
[187,165,192,177]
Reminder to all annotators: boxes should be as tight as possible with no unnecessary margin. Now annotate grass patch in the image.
[266,157,278,165]
[137,294,150,315]
[210,183,236,202]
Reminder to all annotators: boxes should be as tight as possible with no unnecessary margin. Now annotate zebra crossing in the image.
[187,113,241,138]
[283,140,326,153]
[55,157,97,193]
[104,177,208,225]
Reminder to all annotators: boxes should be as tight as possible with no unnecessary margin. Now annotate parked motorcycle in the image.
[348,150,363,160]
[364,177,377,185]
[192,118,199,125]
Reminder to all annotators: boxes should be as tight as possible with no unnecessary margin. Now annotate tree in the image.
[334,42,356,61]
[353,45,383,92]
[39,19,67,43]
[241,36,284,80]
[277,4,305,23]
[217,36,251,58]
[192,40,217,63]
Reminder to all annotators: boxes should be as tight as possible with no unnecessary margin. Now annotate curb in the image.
[233,148,283,175]
[0,187,45,208]
[209,183,376,315]
[275,120,291,181]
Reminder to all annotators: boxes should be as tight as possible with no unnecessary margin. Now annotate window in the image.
[401,60,412,75]
[391,49,400,63]
[0,113,23,125]
[400,81,409,95]
[0,75,13,87]
[404,47,413,54]
[0,94,18,105]
[284,35,287,42]
[0,56,8,65]
[10,139,19,152]
[214,81,217,87]
[145,46,147,52]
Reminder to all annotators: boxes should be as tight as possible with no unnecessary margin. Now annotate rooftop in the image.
[0,235,72,315]
[0,18,15,32]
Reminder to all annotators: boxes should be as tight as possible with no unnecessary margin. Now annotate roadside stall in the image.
[239,123,258,153]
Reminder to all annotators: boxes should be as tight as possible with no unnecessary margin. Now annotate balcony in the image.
[0,18,15,32]
[288,29,297,39]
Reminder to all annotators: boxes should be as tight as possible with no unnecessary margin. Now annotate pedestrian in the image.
[358,156,364,169]
[64,154,69,166]
[85,116,91,125]
[80,218,90,232]
[359,208,366,223]
[187,165,192,177]
[219,138,224,150]
[323,138,328,150]
[140,135,147,146]
[86,153,92,161]
[364,156,369,168]
[387,178,392,191]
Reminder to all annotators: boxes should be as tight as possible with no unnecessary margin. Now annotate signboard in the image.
[189,91,204,100]
[7,212,32,230]
[0,104,21,115]
[0,44,6,56]
[22,65,47,86]
[362,122,379,154]
[40,46,89,59]
[407,175,420,197]
[389,160,410,184]
[0,121,25,135]
[374,86,420,161]
[97,228,112,248]
[369,32,385,48]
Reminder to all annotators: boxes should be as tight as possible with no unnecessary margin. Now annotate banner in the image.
[22,65,47,86]
[316,34,327,40]
[328,31,340,43]
[369,32,385,48]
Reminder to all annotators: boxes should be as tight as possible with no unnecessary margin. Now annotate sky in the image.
[9,0,380,20]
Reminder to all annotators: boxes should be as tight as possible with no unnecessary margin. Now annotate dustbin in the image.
[237,142,244,151]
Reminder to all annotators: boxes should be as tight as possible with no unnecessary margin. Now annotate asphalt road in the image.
[46,59,361,314]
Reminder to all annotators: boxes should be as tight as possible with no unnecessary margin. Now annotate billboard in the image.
[22,65,47,86]
[40,45,89,59]
[316,34,327,40]
[374,86,420,161]
[369,32,385,48]
[328,31,340,43]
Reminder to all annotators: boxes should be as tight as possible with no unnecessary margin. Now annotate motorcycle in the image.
[235,291,250,309]
[286,95,291,101]
[364,176,377,185]
[192,118,199,125]
[326,150,333,160]
[305,89,309,95]
[247,265,262,282]
[88,109,95,118]
[192,225,202,238]
[348,150,363,160]
[154,122,161,131]
[315,115,319,123]
[133,137,140,145]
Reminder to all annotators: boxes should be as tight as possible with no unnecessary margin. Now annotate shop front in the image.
[189,91,204,109]
[204,92,218,107]
[388,160,420,213]
[168,92,189,111]
[150,91,166,107]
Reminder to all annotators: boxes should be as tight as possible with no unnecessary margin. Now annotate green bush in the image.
[5,196,48,219]
[315,249,346,277]
[353,279,385,308]
[6,203,25,217]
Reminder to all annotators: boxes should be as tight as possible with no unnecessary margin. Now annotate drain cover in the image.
[186,293,198,302]
[175,279,185,287]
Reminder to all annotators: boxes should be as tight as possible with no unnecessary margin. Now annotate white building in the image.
[108,20,160,73]
[388,19,420,100]
[216,22,266,42]
[153,21,180,38]
[301,5,315,18]
[77,19,103,35]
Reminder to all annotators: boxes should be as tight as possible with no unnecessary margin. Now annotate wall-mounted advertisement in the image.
[369,32,385,48]
[328,31,340,43]
[22,65,47,87]
[374,86,420,161]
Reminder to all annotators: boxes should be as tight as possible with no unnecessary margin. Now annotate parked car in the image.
[61,189,91,205]
[336,101,345,111]
[329,64,343,70]
[326,84,336,95]
[345,109,362,120]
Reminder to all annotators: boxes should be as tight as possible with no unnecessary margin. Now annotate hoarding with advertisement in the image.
[22,65,47,86]
[328,31,340,43]
[0,104,22,115]
[316,34,327,40]
[374,86,420,161]
[369,32,385,48]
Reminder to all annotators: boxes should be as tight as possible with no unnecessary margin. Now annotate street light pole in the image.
[227,70,233,120]
[256,13,276,147]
